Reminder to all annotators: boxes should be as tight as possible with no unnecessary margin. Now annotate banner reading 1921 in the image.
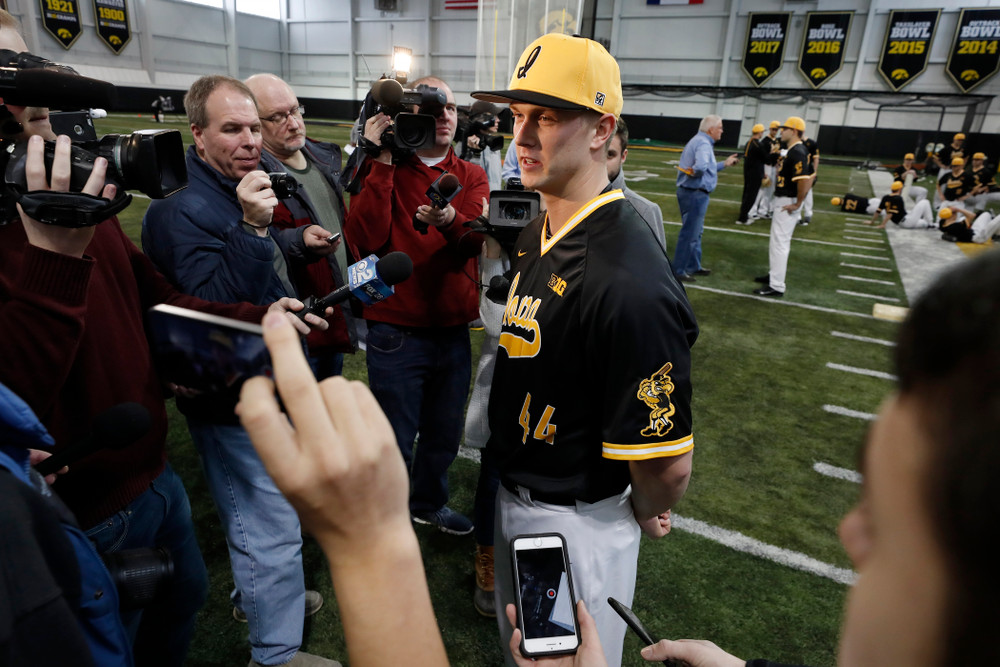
[878,9,941,91]
[743,13,790,87]
[39,0,82,49]
[798,11,853,89]
[947,8,1000,93]
[93,0,131,54]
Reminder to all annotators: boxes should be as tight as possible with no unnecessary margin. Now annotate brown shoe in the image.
[474,544,496,617]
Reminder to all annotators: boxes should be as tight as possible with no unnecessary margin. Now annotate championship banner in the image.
[93,0,131,54]
[946,8,1000,93]
[39,0,82,50]
[743,12,790,87]
[798,11,853,89]
[878,9,941,91]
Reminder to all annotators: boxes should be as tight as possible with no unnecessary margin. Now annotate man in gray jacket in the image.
[607,118,667,252]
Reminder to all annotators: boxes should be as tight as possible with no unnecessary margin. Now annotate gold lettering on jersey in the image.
[637,362,676,438]
[547,273,567,296]
[499,272,542,358]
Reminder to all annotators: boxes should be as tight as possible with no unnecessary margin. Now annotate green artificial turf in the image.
[98,112,918,666]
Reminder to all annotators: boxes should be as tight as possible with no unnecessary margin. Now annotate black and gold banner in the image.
[798,11,853,89]
[39,0,82,50]
[93,0,131,54]
[743,13,790,87]
[946,8,1000,93]
[878,9,941,91]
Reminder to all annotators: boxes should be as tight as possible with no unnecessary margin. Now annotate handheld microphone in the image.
[297,251,413,321]
[413,172,463,234]
[35,402,151,476]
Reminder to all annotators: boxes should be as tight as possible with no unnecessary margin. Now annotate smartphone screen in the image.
[512,534,580,656]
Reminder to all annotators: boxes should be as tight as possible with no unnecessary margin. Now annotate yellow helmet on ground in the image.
[831,197,842,206]
[940,207,953,219]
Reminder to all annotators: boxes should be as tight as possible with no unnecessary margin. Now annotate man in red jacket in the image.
[345,76,488,535]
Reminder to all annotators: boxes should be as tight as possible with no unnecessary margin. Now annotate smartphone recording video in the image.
[511,533,580,657]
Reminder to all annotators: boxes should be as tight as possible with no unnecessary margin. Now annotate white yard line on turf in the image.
[845,218,869,223]
[844,222,873,228]
[837,289,900,302]
[684,284,874,318]
[844,228,883,236]
[840,252,889,261]
[826,362,897,381]
[662,220,898,250]
[823,404,878,421]
[842,235,885,244]
[813,462,862,484]
[672,515,857,586]
[840,262,892,272]
[838,274,896,286]
[830,331,896,346]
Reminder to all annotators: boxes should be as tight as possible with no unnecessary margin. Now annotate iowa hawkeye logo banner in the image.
[39,0,82,50]
[947,8,1000,93]
[93,0,131,54]
[878,9,941,91]
[799,11,853,89]
[743,13,790,87]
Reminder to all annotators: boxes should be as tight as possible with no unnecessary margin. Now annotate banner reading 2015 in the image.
[798,11,853,89]
[743,13,790,87]
[878,9,940,91]
[947,8,1000,93]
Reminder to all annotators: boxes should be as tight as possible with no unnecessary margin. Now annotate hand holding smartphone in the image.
[511,533,580,657]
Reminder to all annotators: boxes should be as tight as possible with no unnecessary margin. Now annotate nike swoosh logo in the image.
[517,250,528,257]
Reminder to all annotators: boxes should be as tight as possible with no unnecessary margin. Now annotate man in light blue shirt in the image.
[673,115,738,281]
[501,141,520,183]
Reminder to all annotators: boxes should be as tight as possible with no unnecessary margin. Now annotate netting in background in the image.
[475,0,584,92]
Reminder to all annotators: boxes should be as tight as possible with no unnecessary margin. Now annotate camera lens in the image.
[499,202,529,221]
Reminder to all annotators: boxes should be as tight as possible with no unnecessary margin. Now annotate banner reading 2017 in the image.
[798,11,853,89]
[947,8,1000,93]
[878,9,940,91]
[743,13,790,87]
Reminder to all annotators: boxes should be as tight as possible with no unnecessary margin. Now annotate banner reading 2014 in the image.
[39,0,82,49]
[743,13,790,87]
[93,0,131,54]
[947,8,1000,93]
[798,11,853,89]
[878,9,940,91]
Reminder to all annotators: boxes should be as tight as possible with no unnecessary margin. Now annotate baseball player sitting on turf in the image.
[893,153,928,204]
[867,181,935,229]
[472,32,697,667]
[938,206,1000,244]
[831,193,879,216]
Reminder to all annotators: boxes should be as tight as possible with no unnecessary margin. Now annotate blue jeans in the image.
[673,186,711,276]
[366,322,471,514]
[85,464,208,667]
[187,420,305,666]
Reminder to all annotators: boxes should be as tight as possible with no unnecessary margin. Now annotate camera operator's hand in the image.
[466,134,482,152]
[237,170,278,235]
[506,602,607,667]
[641,639,743,667]
[415,203,456,229]
[17,134,116,258]
[363,113,393,165]
[302,225,337,256]
[267,297,330,335]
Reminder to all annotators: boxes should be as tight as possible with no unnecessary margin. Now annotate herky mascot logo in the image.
[637,362,677,438]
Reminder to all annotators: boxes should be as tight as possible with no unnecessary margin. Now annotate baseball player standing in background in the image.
[736,123,766,225]
[753,116,812,298]
[750,120,781,219]
[473,32,697,667]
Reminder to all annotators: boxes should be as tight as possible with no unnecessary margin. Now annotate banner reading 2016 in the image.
[947,8,1000,93]
[93,0,131,54]
[878,9,940,91]
[743,13,790,87]
[798,11,853,89]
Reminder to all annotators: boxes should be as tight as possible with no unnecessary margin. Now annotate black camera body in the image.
[456,109,503,156]
[367,79,446,161]
[474,178,540,254]
[268,172,298,199]
[102,547,174,612]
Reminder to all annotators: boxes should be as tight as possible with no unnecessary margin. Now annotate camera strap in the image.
[16,189,133,228]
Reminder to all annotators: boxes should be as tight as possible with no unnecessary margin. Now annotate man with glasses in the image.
[246,73,356,380]
[143,75,341,667]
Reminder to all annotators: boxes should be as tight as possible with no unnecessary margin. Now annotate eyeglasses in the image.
[260,105,305,125]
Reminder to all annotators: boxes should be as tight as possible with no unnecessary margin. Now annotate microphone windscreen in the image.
[372,78,404,107]
[438,174,461,198]
[5,68,117,110]
[375,251,414,286]
[94,402,152,451]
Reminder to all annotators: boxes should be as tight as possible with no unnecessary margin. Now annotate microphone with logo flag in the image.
[296,251,413,322]
[413,172,462,234]
[35,403,151,476]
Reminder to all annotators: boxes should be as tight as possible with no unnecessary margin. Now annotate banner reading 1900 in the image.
[878,9,941,91]
[39,0,82,49]
[947,8,1000,93]
[93,0,131,54]
[743,13,790,87]
[798,11,853,89]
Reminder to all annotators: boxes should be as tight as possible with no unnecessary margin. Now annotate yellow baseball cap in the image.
[780,116,806,133]
[769,120,780,129]
[940,207,953,219]
[752,123,764,133]
[974,152,986,160]
[904,153,915,160]
[891,181,903,191]
[831,196,842,206]
[952,157,965,167]
[472,33,622,116]
[954,133,966,141]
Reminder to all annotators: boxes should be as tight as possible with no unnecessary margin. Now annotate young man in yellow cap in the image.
[964,152,1000,210]
[473,32,697,667]
[753,116,812,297]
[932,132,967,177]
[736,123,767,225]
[751,120,782,219]
[937,157,973,208]
[868,181,935,229]
[893,152,928,203]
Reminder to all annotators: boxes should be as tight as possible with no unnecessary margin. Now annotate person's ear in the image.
[622,147,628,164]
[191,124,205,152]
[592,113,616,150]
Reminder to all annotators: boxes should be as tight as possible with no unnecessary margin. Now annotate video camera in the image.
[361,77,446,161]
[456,104,503,156]
[0,49,187,228]
[470,177,540,255]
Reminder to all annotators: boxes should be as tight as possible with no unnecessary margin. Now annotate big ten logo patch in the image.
[547,273,567,296]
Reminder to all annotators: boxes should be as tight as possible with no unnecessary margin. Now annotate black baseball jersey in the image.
[892,165,914,183]
[939,171,972,201]
[838,193,870,213]
[967,165,997,192]
[743,137,766,177]
[936,143,966,169]
[487,189,698,503]
[877,194,906,224]
[774,141,811,198]
[760,134,781,165]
